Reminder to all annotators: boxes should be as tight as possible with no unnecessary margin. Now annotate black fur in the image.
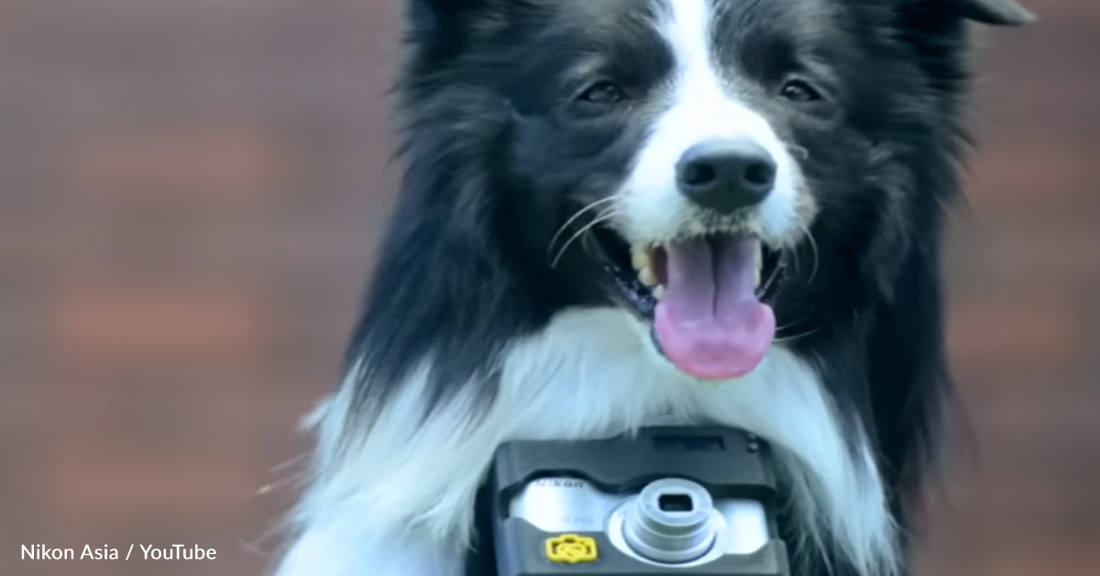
[341,0,1032,573]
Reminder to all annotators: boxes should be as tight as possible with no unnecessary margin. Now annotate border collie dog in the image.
[275,1,1031,575]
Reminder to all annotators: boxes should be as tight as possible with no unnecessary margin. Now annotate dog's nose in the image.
[676,139,776,214]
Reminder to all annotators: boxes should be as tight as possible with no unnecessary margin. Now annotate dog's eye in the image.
[779,79,822,103]
[577,81,624,105]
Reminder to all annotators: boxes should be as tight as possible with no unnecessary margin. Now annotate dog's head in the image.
[398,0,1032,380]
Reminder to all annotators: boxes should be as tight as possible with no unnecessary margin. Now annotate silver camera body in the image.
[488,427,790,576]
[512,476,770,566]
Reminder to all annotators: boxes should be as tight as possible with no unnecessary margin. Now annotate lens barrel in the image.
[622,479,718,564]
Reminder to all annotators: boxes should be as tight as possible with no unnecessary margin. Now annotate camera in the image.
[489,427,790,575]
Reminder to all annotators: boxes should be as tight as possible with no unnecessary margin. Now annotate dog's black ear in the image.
[940,0,1037,25]
[408,0,486,34]
[896,0,1035,44]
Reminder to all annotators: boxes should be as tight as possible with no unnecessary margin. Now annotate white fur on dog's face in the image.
[615,0,814,249]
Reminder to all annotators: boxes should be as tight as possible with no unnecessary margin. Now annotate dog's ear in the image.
[934,0,1037,26]
[895,0,1035,46]
[408,0,487,34]
[949,0,1036,25]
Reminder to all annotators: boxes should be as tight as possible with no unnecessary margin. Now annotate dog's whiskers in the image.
[798,222,820,286]
[785,242,802,277]
[550,207,619,268]
[774,314,820,343]
[548,197,618,260]
[774,326,822,344]
[775,315,810,334]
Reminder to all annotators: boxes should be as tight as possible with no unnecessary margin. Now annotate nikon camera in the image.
[488,427,790,575]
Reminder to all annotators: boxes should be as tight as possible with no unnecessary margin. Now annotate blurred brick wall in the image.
[0,1,1096,576]
[921,2,1100,574]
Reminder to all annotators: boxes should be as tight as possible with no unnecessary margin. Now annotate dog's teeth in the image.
[654,285,666,300]
[631,245,659,287]
[631,247,651,271]
[753,243,764,289]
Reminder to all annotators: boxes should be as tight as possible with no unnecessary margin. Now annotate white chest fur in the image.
[277,308,896,576]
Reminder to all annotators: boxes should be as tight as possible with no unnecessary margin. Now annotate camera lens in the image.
[622,479,718,564]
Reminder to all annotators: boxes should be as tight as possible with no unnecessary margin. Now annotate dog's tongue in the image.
[654,236,775,381]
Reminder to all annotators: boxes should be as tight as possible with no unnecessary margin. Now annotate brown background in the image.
[0,1,1096,575]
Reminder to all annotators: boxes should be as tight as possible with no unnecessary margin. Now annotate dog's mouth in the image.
[587,224,787,381]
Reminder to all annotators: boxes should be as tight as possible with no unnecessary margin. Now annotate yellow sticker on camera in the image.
[545,534,598,564]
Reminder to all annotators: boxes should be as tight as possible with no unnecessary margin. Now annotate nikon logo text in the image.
[534,479,586,489]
